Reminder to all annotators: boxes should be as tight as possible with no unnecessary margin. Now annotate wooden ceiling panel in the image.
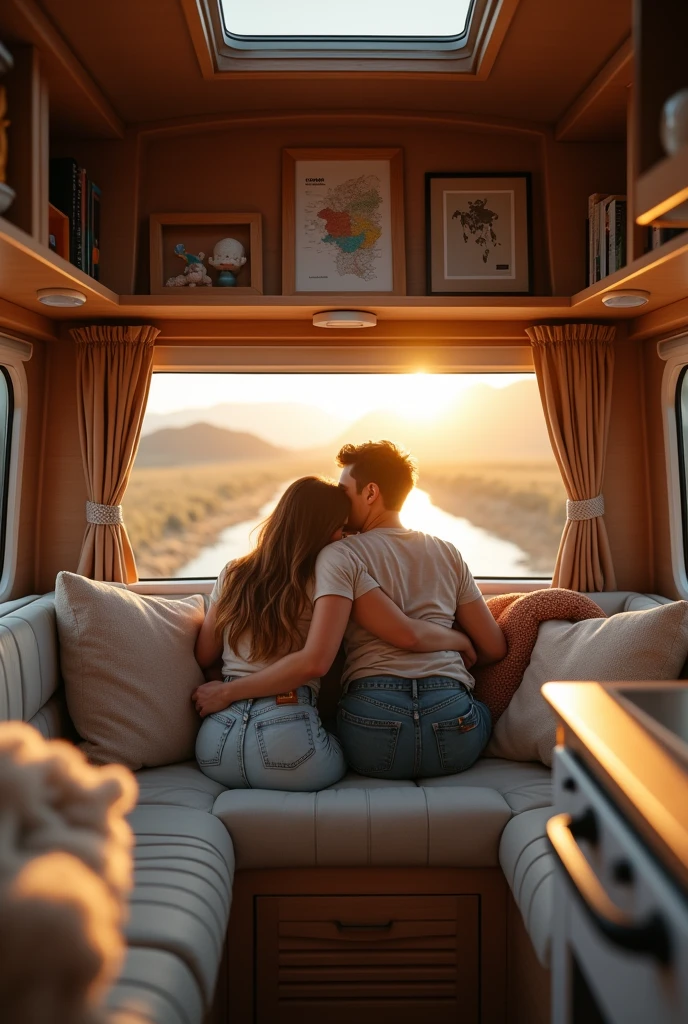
[25,0,631,129]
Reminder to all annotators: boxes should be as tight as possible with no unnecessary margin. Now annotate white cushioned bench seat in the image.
[124,806,234,1007]
[499,806,555,968]
[135,761,227,811]
[106,948,204,1024]
[212,780,512,869]
[418,758,552,814]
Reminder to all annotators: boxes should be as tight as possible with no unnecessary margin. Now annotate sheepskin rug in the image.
[0,722,137,1024]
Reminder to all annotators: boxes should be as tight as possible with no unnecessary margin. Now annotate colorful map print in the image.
[315,174,383,281]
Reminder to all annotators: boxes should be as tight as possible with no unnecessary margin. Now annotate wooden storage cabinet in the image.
[255,895,479,1023]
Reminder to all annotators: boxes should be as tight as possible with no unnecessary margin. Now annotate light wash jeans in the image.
[196,684,346,791]
[337,676,491,780]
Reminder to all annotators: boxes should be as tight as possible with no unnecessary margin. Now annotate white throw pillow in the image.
[55,571,206,770]
[487,601,688,767]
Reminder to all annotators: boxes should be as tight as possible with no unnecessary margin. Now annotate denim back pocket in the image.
[256,712,316,770]
[432,702,482,773]
[337,708,401,775]
[196,712,236,768]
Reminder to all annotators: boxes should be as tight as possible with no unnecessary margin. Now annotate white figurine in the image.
[208,237,247,287]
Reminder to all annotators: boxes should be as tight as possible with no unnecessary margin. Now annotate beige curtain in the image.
[71,325,158,582]
[526,323,617,592]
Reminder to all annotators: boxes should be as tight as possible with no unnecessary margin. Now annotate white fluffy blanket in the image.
[0,722,138,1024]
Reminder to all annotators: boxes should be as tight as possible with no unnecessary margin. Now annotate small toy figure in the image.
[208,237,247,287]
[165,243,212,287]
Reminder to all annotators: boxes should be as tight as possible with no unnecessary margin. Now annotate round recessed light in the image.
[601,289,650,308]
[36,287,87,307]
[313,310,377,329]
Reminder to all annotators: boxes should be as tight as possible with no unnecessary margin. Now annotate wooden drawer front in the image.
[256,895,479,1024]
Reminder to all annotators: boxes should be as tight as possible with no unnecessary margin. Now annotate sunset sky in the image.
[146,372,533,423]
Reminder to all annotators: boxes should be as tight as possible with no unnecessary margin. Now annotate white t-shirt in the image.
[313,528,482,689]
[210,556,380,695]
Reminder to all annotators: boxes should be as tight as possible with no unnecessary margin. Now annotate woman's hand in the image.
[452,630,477,669]
[192,680,233,718]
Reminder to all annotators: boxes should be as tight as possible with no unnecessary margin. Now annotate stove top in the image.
[615,684,688,766]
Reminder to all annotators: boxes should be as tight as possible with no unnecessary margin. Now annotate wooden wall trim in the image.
[0,296,56,343]
[132,106,548,143]
[555,35,633,142]
[628,297,688,343]
[8,0,125,139]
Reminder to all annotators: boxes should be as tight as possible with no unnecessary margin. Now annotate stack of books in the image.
[587,193,627,286]
[48,157,101,280]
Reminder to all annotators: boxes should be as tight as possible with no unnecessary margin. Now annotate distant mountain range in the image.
[136,380,554,468]
[141,402,348,451]
[135,423,286,467]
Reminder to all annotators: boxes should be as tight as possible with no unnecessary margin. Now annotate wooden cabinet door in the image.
[255,894,479,1024]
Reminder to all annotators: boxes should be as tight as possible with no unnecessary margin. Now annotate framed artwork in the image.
[282,148,406,295]
[425,172,533,295]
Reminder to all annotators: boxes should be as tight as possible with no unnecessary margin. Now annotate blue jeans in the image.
[337,676,491,780]
[196,685,346,791]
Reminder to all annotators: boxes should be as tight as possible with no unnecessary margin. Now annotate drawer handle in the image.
[547,812,672,965]
[335,920,394,931]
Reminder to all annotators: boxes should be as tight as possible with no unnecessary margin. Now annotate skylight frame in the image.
[186,0,515,75]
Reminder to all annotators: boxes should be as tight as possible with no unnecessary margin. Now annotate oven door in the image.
[550,749,688,1024]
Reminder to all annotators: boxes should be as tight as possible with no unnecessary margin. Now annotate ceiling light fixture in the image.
[313,310,377,329]
[36,287,87,307]
[601,289,650,308]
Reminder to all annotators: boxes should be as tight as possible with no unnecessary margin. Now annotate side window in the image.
[125,371,565,581]
[676,366,688,574]
[0,367,13,574]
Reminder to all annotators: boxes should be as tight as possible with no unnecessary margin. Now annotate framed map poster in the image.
[282,148,406,294]
[426,172,532,295]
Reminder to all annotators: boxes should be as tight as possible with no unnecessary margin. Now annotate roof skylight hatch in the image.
[220,0,474,49]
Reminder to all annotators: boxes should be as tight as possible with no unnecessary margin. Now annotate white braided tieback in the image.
[566,494,605,521]
[86,500,123,526]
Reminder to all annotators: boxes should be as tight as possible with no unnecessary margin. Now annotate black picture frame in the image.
[425,171,534,296]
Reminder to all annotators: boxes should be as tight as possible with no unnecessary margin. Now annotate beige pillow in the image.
[55,571,206,770]
[487,601,688,767]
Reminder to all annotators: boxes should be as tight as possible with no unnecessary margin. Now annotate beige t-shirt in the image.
[313,528,482,689]
[210,556,380,695]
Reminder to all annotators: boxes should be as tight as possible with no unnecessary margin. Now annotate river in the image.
[177,483,531,577]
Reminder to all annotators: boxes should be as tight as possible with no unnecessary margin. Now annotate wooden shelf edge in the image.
[635,147,688,226]
[0,215,119,304]
[571,229,688,305]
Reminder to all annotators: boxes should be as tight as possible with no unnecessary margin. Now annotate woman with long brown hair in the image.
[194,476,476,790]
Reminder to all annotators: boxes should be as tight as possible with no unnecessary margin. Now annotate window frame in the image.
[0,335,31,602]
[128,343,556,594]
[659,332,688,598]
[184,0,518,77]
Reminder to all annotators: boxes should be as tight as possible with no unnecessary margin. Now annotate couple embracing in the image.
[193,440,506,789]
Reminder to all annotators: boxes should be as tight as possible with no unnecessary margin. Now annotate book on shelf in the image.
[648,226,684,250]
[587,193,627,285]
[48,157,101,279]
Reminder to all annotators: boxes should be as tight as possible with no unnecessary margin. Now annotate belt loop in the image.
[412,679,418,699]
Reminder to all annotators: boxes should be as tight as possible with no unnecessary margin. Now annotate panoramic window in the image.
[0,369,12,574]
[126,372,565,581]
[220,0,473,44]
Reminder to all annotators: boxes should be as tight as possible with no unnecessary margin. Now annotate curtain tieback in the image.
[566,494,605,521]
[86,501,124,526]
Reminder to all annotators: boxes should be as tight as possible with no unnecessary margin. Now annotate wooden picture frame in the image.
[149,212,263,295]
[282,148,406,295]
[425,172,533,295]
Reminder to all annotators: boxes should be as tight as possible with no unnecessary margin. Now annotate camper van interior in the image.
[0,0,687,1021]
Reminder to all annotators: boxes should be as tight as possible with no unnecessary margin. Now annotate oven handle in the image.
[547,812,672,965]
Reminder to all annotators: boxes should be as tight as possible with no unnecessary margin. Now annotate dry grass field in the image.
[125,456,331,578]
[125,457,567,578]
